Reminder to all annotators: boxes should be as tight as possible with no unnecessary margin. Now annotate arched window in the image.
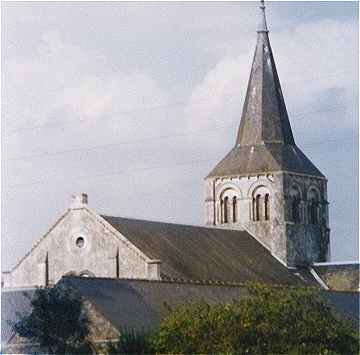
[219,188,239,225]
[232,196,237,223]
[264,194,270,221]
[79,270,95,278]
[290,185,302,224]
[223,196,229,223]
[252,186,271,222]
[220,199,224,223]
[63,271,77,277]
[255,194,261,221]
[292,198,301,223]
[308,188,320,225]
[252,197,256,221]
[310,200,318,224]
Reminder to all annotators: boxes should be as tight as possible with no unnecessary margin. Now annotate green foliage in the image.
[106,328,155,355]
[154,284,359,355]
[14,285,90,354]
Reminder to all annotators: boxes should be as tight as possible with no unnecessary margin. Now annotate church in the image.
[2,1,359,352]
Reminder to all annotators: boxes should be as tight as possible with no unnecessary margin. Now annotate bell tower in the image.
[204,0,330,267]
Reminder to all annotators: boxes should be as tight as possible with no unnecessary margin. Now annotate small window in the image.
[264,194,270,221]
[310,200,318,224]
[232,196,237,223]
[308,188,320,225]
[223,196,229,223]
[76,237,85,248]
[255,194,261,221]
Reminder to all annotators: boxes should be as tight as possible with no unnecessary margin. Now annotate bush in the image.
[154,284,359,355]
[106,328,155,355]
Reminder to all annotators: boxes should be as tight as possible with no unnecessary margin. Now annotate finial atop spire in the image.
[257,0,269,33]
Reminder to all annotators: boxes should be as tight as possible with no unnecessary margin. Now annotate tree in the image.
[154,284,359,355]
[106,328,155,355]
[14,285,90,354]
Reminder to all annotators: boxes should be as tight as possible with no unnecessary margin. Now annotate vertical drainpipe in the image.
[116,248,120,278]
[45,252,49,287]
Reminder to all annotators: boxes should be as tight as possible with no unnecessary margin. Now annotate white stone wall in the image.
[205,172,330,267]
[3,206,157,288]
[205,173,280,226]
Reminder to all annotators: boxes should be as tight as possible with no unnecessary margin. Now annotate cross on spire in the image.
[257,0,269,33]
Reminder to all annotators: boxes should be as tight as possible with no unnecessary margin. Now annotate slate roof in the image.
[1,289,36,345]
[321,290,360,329]
[2,279,358,347]
[207,3,324,178]
[102,215,316,287]
[62,277,359,332]
[313,263,360,291]
[207,144,324,178]
[61,277,249,332]
[236,26,294,147]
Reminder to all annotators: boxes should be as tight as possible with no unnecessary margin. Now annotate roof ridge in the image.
[101,214,253,233]
[61,275,317,290]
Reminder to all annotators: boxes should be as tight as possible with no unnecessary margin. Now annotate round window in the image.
[76,237,85,248]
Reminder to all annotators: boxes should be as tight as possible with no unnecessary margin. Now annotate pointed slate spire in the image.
[236,0,295,147]
[207,1,324,178]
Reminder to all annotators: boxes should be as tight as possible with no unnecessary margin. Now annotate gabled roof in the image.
[3,278,358,347]
[1,289,36,345]
[101,215,316,287]
[207,2,324,179]
[61,277,249,332]
[61,277,359,332]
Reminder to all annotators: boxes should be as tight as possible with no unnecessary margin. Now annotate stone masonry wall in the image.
[4,208,153,288]
[205,172,330,267]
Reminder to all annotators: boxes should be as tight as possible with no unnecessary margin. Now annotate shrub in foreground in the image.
[154,285,359,354]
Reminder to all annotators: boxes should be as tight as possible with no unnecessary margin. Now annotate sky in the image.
[1,1,359,271]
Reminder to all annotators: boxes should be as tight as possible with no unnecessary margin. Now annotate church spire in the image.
[207,1,323,178]
[235,0,295,147]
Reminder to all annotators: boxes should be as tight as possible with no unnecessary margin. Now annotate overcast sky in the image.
[1,1,358,270]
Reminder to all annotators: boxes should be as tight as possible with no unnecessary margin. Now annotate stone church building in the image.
[2,2,359,352]
[2,1,357,294]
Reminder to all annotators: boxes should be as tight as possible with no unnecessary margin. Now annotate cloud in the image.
[4,30,168,130]
[185,18,358,145]
[2,4,358,270]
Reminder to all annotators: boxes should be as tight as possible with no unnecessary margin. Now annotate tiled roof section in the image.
[236,30,294,147]
[61,277,359,332]
[1,289,36,345]
[101,215,313,287]
[207,144,324,178]
[3,279,358,345]
[313,263,360,292]
[61,277,249,332]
